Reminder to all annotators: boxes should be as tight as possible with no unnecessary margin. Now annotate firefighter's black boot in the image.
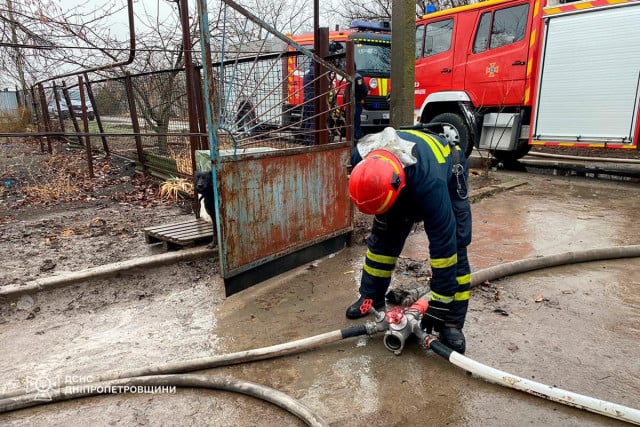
[346,295,385,319]
[440,327,466,354]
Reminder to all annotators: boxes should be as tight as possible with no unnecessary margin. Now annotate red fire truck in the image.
[284,21,392,134]
[414,0,640,161]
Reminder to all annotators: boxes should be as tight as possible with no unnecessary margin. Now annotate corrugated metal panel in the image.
[532,2,640,144]
[0,91,18,111]
[218,143,352,278]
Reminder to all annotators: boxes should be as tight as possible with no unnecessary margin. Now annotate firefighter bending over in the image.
[346,127,472,353]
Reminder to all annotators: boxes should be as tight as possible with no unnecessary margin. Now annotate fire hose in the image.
[0,375,330,427]
[2,300,639,424]
[1,246,640,424]
[372,301,640,425]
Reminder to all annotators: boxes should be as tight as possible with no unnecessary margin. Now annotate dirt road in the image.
[1,148,639,425]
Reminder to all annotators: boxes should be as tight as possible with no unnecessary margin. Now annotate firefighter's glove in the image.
[420,300,449,334]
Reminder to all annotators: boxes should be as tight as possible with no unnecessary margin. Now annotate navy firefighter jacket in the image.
[350,129,472,300]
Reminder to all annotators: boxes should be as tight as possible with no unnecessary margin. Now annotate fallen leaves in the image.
[90,217,106,227]
[60,229,75,237]
[480,280,501,301]
[534,293,549,303]
[3,150,169,212]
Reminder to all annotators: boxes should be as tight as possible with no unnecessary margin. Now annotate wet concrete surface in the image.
[1,170,639,426]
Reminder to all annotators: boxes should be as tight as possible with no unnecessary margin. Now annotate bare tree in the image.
[0,0,127,89]
[118,0,186,153]
[230,0,312,36]
[1,0,315,84]
[3,0,27,92]
[1,0,317,155]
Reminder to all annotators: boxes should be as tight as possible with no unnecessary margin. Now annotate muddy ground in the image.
[0,139,639,426]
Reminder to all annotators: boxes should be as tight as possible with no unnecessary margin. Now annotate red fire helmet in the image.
[348,149,406,215]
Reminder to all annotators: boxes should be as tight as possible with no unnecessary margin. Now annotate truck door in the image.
[464,2,532,106]
[415,18,455,109]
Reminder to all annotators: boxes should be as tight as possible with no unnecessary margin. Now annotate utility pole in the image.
[390,0,416,128]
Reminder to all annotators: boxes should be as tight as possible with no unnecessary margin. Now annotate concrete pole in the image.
[390,0,416,128]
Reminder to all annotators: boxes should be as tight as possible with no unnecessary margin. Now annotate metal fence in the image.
[4,0,359,294]
[29,41,355,181]
[31,67,205,179]
[214,43,353,152]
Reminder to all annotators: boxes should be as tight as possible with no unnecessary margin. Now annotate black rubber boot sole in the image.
[346,296,385,319]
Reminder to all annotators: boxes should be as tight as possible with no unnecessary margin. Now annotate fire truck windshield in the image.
[354,44,390,77]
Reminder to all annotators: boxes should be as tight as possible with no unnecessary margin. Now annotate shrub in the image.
[0,107,32,133]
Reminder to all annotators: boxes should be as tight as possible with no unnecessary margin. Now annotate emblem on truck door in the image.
[486,62,499,77]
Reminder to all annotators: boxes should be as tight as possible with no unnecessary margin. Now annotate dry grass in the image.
[0,108,32,133]
[159,177,193,202]
[21,154,84,202]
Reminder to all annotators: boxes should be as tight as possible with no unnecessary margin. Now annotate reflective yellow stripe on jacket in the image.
[402,130,450,163]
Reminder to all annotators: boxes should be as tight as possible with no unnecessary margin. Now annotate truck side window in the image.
[416,24,425,59]
[473,13,492,53]
[473,4,529,53]
[423,18,453,57]
[491,4,529,49]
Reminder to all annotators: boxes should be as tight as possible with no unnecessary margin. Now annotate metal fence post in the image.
[61,81,83,146]
[179,0,201,175]
[83,72,109,157]
[78,75,94,178]
[31,86,45,152]
[194,67,208,150]
[51,82,66,133]
[314,27,329,145]
[125,72,146,173]
[345,41,354,143]
[37,84,52,154]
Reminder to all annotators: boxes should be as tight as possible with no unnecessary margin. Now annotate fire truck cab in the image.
[284,21,392,134]
[414,0,640,160]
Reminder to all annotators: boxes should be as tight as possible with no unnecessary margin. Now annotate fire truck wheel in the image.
[430,112,472,158]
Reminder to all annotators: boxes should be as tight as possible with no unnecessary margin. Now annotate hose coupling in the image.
[364,319,388,335]
[414,328,437,350]
[382,306,422,355]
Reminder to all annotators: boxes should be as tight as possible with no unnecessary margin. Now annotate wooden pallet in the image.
[143,218,215,250]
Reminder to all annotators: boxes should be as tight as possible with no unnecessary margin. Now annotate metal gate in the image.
[198,1,356,295]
